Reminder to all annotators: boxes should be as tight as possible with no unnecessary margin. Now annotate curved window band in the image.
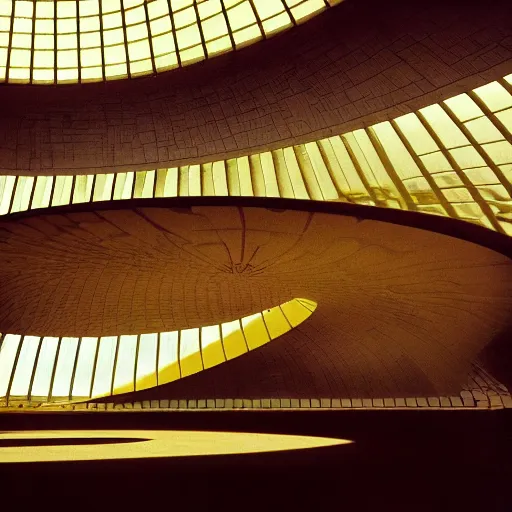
[0,0,342,85]
[0,298,317,405]
[1,75,511,235]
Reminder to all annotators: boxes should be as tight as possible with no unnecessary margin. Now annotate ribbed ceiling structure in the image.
[1,202,511,406]
[0,0,511,411]
[0,0,341,84]
[1,76,511,234]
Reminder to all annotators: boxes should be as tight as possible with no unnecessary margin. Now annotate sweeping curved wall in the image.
[1,198,512,404]
[1,76,511,234]
[0,299,316,404]
[0,0,342,84]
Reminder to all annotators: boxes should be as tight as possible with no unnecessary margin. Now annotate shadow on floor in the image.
[0,409,510,511]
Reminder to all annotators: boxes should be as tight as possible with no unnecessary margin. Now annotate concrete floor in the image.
[0,409,510,510]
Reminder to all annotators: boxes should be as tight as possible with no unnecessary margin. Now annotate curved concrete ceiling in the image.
[0,0,511,175]
[2,73,512,236]
[0,0,341,85]
[1,199,511,398]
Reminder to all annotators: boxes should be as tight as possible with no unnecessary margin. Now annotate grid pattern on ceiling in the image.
[0,299,316,405]
[0,0,341,84]
[1,76,512,234]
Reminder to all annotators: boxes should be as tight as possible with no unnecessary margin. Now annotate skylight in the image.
[0,298,317,405]
[0,0,342,84]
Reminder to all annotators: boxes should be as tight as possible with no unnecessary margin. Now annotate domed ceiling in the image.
[0,0,342,84]
[2,76,511,235]
[1,201,511,403]
[0,0,511,412]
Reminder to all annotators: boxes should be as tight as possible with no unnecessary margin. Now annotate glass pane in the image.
[237,156,254,196]
[31,337,59,399]
[10,336,40,398]
[31,176,53,210]
[221,320,247,360]
[51,175,73,206]
[158,331,180,384]
[280,299,314,327]
[473,82,512,112]
[325,136,371,201]
[272,149,294,198]
[180,328,202,377]
[201,324,225,369]
[0,175,16,214]
[483,141,512,166]
[263,306,291,339]
[394,113,438,156]
[135,333,158,390]
[465,117,503,144]
[372,122,422,180]
[112,334,137,395]
[10,176,34,213]
[71,337,98,398]
[188,164,201,196]
[226,159,241,196]
[297,298,317,312]
[91,336,118,398]
[73,175,94,204]
[444,94,483,122]
[420,104,469,149]
[93,173,114,201]
[134,170,155,199]
[201,163,215,196]
[283,147,309,199]
[113,172,134,199]
[241,313,270,350]
[305,142,338,200]
[0,335,22,398]
[496,108,512,136]
[212,161,228,196]
[51,337,79,398]
[260,151,280,197]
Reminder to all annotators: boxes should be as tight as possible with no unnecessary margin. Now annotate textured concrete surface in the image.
[1,202,511,398]
[1,0,511,175]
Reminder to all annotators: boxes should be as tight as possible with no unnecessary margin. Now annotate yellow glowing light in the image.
[0,298,317,404]
[0,430,352,463]
[0,0,338,84]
